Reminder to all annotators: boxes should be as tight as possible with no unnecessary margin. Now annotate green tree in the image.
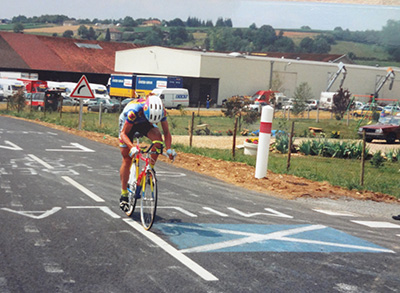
[88,26,97,40]
[312,37,331,53]
[13,23,24,33]
[299,37,314,53]
[221,95,258,131]
[292,82,312,115]
[254,25,277,51]
[105,28,111,41]
[168,18,185,27]
[144,27,164,46]
[123,16,137,27]
[77,25,89,39]
[215,17,225,27]
[169,27,189,45]
[381,20,400,61]
[12,15,28,23]
[272,37,295,52]
[63,30,74,38]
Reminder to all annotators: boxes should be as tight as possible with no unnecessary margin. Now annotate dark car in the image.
[358,115,400,144]
[61,96,78,106]
[87,98,119,113]
[25,90,62,111]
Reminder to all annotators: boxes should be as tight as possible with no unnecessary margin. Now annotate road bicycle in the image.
[124,132,166,230]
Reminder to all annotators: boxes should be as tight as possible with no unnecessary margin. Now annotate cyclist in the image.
[118,94,176,212]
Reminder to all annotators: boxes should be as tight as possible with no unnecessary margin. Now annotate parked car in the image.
[306,99,318,110]
[352,101,364,110]
[25,90,62,111]
[61,96,78,106]
[352,105,383,117]
[383,104,400,114]
[87,98,119,113]
[358,115,400,143]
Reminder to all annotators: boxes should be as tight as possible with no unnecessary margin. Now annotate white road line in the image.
[313,209,357,217]
[67,206,120,219]
[179,224,327,253]
[62,176,105,202]
[203,207,229,217]
[228,207,293,218]
[123,219,218,282]
[175,224,394,254]
[351,221,400,228]
[0,140,22,150]
[28,154,54,169]
[157,206,197,217]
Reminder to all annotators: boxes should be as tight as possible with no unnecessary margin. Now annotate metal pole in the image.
[78,99,83,130]
[269,61,274,89]
[360,130,366,186]
[232,117,238,159]
[99,103,102,126]
[189,112,194,147]
[286,121,294,172]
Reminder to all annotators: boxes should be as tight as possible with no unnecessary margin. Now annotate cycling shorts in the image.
[119,122,154,148]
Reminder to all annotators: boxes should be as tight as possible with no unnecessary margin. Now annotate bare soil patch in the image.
[8,115,398,205]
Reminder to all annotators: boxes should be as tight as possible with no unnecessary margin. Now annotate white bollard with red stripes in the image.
[255,105,274,179]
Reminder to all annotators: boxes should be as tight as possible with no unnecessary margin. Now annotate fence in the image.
[281,121,400,199]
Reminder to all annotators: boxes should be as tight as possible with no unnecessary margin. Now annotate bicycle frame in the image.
[125,132,165,230]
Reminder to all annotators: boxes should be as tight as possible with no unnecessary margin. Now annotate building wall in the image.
[115,47,400,106]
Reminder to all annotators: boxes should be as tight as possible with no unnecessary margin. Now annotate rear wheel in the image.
[140,169,157,230]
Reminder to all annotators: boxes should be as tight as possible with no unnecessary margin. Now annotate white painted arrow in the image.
[1,207,61,219]
[45,143,94,152]
[0,140,23,150]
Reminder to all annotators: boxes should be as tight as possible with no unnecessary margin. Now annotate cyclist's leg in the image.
[146,127,163,166]
[120,147,131,191]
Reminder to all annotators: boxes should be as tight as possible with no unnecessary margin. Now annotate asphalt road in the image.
[1,115,400,292]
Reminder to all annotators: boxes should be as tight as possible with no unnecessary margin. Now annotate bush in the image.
[370,151,385,168]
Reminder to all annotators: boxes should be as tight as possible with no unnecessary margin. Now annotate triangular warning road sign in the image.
[70,75,95,99]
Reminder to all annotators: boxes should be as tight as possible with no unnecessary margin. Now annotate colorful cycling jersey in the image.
[118,98,167,131]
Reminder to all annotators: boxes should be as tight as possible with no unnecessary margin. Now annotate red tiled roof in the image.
[0,31,140,74]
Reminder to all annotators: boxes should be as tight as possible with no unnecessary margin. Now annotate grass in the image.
[2,106,399,199]
[173,143,400,199]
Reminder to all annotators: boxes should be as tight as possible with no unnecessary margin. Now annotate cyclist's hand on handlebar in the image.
[129,147,138,158]
[166,149,177,161]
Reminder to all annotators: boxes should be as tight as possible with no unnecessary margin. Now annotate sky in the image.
[1,0,400,31]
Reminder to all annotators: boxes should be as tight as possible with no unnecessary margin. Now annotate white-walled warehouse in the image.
[115,46,399,106]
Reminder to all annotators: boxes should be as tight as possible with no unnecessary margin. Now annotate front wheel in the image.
[125,183,137,217]
[140,169,157,230]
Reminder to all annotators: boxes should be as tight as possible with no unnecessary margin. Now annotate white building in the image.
[114,46,399,106]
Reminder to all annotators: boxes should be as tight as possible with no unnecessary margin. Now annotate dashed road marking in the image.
[313,209,357,217]
[351,221,400,228]
[62,176,105,202]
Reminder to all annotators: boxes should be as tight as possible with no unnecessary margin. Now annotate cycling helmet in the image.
[143,95,164,123]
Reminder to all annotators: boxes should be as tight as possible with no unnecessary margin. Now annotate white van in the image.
[151,88,189,109]
[0,78,25,99]
[319,92,335,110]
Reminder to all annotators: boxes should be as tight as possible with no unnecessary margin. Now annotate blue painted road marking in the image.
[156,223,394,253]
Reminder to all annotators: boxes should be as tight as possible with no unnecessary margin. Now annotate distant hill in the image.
[5,24,400,67]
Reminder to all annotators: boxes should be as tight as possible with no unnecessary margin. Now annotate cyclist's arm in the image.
[120,121,135,150]
[160,120,172,151]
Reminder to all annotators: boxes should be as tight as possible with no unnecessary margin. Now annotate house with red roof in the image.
[0,31,140,84]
